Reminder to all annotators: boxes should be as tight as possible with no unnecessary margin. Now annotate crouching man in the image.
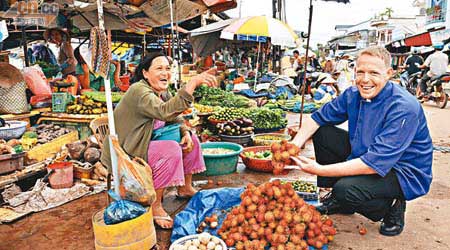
[291,46,433,236]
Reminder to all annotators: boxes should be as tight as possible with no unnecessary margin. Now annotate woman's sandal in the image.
[153,215,173,229]
[175,193,195,200]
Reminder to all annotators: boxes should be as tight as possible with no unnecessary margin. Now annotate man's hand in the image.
[180,133,194,154]
[290,156,323,175]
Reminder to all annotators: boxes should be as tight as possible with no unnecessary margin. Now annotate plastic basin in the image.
[200,142,243,176]
[0,121,28,140]
[240,146,273,172]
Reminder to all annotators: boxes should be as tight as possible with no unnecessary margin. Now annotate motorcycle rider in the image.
[417,43,448,98]
[400,48,423,85]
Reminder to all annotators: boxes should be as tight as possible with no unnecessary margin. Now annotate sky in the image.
[226,0,422,47]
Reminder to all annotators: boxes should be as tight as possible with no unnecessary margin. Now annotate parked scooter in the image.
[416,70,449,109]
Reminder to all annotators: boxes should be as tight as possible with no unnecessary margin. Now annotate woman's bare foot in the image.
[152,203,173,229]
[177,185,197,198]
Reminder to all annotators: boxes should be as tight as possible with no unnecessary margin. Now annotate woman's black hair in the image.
[74,47,87,65]
[131,51,170,84]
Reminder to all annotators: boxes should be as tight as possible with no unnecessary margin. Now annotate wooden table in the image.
[37,112,105,139]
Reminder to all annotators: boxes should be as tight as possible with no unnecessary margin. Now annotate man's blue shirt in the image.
[312,82,433,200]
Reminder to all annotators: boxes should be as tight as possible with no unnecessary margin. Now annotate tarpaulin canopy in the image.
[189,18,255,56]
[1,0,237,32]
[404,31,432,47]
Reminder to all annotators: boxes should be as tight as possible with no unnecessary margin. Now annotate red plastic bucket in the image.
[47,162,74,189]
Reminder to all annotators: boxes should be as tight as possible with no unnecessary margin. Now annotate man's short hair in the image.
[293,50,299,55]
[357,46,391,68]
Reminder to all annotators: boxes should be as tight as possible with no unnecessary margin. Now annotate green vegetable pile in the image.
[195,85,252,108]
[209,107,251,122]
[247,108,287,130]
[243,150,272,159]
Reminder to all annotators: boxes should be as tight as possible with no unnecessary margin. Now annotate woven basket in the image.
[219,133,253,146]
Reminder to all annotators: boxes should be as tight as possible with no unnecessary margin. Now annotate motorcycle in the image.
[416,70,449,109]
[399,71,421,96]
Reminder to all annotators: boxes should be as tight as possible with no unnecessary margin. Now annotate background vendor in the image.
[44,28,77,77]
[74,48,121,92]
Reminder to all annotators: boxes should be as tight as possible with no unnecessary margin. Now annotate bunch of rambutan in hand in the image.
[270,140,301,175]
[217,181,337,250]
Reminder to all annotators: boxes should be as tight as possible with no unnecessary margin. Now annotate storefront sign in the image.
[426,0,447,25]
[1,0,59,26]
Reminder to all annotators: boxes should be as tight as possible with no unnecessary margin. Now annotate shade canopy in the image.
[220,16,299,47]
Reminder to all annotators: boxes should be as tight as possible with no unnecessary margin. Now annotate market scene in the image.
[0,0,450,249]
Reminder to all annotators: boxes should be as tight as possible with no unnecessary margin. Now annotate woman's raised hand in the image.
[185,68,218,94]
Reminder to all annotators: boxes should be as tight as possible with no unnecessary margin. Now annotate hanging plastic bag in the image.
[104,190,147,225]
[110,136,156,206]
[22,65,52,96]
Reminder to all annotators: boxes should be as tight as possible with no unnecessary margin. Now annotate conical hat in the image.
[0,63,24,88]
[43,28,70,42]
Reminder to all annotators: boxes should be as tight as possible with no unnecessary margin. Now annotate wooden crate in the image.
[25,130,79,165]
[0,153,25,175]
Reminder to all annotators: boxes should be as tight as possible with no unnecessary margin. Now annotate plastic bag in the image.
[22,66,52,96]
[104,190,147,225]
[110,136,156,206]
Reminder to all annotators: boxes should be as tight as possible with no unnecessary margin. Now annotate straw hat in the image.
[0,62,24,88]
[43,28,70,42]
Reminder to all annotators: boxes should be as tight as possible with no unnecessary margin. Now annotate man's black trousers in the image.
[312,126,405,221]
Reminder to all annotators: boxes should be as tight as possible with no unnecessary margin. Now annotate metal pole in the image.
[175,0,182,88]
[169,0,176,62]
[299,0,313,127]
[254,41,261,90]
[96,0,119,196]
[22,26,29,67]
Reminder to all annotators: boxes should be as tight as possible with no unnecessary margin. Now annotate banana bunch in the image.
[66,95,107,115]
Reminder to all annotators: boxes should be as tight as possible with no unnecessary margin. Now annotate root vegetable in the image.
[67,141,87,160]
[94,162,108,177]
[84,148,101,164]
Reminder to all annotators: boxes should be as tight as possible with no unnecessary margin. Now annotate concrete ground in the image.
[0,104,449,250]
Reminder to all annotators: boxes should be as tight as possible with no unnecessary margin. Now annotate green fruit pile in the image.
[209,108,251,122]
[243,150,272,159]
[291,180,317,193]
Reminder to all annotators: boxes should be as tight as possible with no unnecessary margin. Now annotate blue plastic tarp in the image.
[237,89,268,98]
[171,187,244,242]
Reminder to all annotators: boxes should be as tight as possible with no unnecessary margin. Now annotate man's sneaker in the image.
[379,199,406,236]
[317,192,354,215]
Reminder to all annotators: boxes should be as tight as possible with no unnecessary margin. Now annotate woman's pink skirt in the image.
[147,120,205,189]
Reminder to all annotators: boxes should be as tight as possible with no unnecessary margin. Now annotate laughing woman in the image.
[101,52,217,229]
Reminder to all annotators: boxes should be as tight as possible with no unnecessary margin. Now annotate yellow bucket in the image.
[92,208,156,250]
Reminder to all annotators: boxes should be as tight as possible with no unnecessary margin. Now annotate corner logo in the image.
[2,0,59,27]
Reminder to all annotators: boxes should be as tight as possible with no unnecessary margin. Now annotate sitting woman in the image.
[312,74,338,104]
[100,52,218,229]
[74,47,121,92]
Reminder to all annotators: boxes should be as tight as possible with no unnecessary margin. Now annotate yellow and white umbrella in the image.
[220,16,299,47]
